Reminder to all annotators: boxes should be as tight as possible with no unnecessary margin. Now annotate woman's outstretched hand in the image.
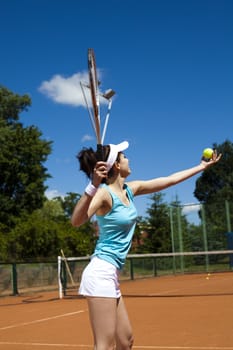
[201,150,222,169]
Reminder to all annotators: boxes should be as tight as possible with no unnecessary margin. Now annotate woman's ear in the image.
[114,160,121,170]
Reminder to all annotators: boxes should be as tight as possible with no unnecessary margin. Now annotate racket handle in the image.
[96,144,104,161]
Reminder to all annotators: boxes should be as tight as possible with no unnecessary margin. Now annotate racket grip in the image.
[96,144,104,161]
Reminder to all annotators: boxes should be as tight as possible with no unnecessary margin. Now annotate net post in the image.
[62,260,67,296]
[58,256,63,299]
[58,257,67,297]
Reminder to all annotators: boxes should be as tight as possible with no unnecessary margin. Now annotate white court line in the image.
[147,288,181,296]
[0,343,233,349]
[0,310,86,331]
[0,343,91,348]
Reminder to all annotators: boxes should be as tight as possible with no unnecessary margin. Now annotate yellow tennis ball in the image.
[203,148,213,159]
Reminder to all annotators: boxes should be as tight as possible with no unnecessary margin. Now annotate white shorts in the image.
[79,257,121,298]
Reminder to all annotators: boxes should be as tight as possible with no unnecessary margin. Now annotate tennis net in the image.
[58,250,233,298]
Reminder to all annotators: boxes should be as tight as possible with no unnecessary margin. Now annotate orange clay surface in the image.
[0,272,233,350]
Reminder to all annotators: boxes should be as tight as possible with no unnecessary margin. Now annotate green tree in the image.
[130,216,149,253]
[143,193,171,253]
[5,198,96,261]
[0,86,31,123]
[169,200,193,253]
[194,140,233,204]
[194,140,233,250]
[60,220,97,257]
[55,192,81,218]
[7,212,61,260]
[0,86,52,227]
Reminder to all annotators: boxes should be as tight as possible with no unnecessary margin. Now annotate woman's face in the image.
[118,153,131,177]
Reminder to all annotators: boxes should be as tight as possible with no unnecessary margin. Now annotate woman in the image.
[71,141,221,350]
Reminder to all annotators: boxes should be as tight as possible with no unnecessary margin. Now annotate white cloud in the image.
[82,134,94,142]
[45,189,64,199]
[182,203,201,215]
[38,71,91,107]
[181,204,202,224]
[38,70,109,108]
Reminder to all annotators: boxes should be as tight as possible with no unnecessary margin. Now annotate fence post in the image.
[201,204,209,271]
[169,207,176,273]
[177,206,184,272]
[153,258,157,276]
[225,200,232,232]
[129,258,134,280]
[12,263,19,295]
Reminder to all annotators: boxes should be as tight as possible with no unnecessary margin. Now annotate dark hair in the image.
[77,145,110,179]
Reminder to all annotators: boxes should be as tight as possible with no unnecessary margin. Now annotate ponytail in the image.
[76,145,110,179]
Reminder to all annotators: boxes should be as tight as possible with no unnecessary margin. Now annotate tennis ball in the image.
[203,148,213,160]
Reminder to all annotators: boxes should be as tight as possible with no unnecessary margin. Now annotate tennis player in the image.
[71,142,221,350]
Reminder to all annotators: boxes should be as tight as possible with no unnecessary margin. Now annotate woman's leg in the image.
[87,296,118,350]
[115,297,134,350]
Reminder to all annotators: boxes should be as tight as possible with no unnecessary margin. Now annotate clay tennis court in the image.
[0,272,233,350]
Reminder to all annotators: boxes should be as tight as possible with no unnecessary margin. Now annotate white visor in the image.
[106,141,129,171]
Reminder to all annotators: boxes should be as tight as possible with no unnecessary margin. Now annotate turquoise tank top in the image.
[93,184,138,270]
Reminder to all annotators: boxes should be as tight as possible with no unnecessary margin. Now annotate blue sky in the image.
[1,0,233,221]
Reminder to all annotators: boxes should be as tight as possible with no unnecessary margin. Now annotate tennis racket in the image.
[80,49,115,160]
[88,48,103,160]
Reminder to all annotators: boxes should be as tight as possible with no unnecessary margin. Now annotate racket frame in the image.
[88,49,103,160]
[80,49,115,160]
